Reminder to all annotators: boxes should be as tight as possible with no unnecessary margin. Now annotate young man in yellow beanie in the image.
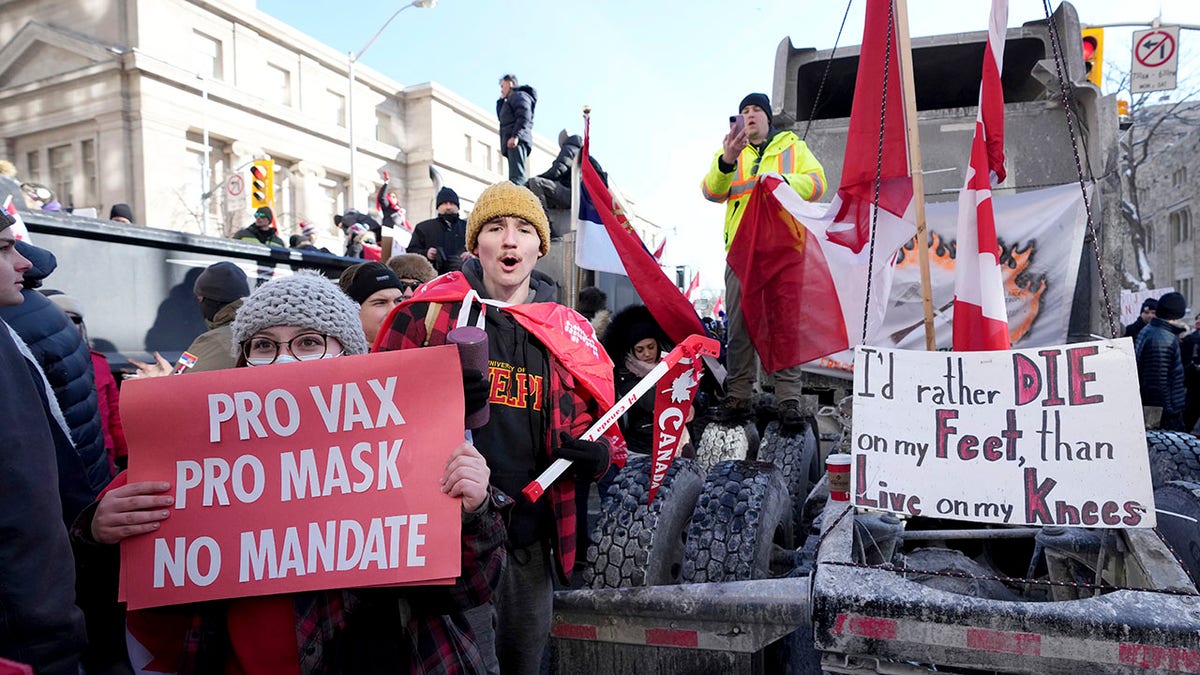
[374,181,619,674]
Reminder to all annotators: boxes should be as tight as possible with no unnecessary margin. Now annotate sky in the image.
[257,0,1200,293]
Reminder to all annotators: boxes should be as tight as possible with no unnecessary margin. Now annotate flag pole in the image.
[894,0,937,351]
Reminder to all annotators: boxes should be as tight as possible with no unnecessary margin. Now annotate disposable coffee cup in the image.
[827,454,852,502]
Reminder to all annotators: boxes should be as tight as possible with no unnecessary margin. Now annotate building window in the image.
[478,141,491,171]
[25,150,40,182]
[1173,167,1188,188]
[1171,209,1191,245]
[375,111,396,145]
[464,134,472,162]
[328,89,346,127]
[1145,222,1154,253]
[1175,278,1193,302]
[81,139,96,206]
[193,31,223,80]
[267,63,291,106]
[49,144,74,206]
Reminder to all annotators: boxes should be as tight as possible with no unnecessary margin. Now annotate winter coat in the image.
[1135,317,1186,414]
[0,321,88,675]
[186,299,242,373]
[91,350,127,469]
[233,225,285,247]
[0,243,110,515]
[406,216,467,275]
[496,85,537,147]
[537,135,608,188]
[702,129,826,251]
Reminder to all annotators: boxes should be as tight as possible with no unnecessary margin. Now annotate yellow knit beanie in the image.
[466,181,551,255]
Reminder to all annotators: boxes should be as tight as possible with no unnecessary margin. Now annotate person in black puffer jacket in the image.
[602,304,673,455]
[1135,291,1188,431]
[0,241,110,519]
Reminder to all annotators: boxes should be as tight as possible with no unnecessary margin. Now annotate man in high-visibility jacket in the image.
[701,92,826,426]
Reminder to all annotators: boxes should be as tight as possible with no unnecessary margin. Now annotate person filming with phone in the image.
[700,92,826,427]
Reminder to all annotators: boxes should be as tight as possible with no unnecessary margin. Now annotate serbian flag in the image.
[727,0,916,371]
[952,0,1010,351]
[685,272,700,302]
[578,119,706,345]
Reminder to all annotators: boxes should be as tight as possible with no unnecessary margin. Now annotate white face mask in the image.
[246,350,344,367]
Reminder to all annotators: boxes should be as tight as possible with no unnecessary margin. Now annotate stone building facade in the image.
[1132,103,1200,302]
[0,0,556,252]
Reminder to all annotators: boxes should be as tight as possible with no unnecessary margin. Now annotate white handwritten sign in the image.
[851,340,1155,528]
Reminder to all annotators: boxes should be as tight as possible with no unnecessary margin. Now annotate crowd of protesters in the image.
[0,85,758,675]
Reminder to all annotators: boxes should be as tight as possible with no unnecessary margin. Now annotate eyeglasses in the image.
[399,280,421,292]
[242,332,332,365]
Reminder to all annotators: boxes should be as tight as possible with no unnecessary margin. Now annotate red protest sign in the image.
[118,347,464,610]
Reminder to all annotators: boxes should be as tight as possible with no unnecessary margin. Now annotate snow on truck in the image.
[549,3,1200,674]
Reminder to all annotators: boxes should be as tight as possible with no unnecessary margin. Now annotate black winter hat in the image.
[436,187,460,208]
[1157,292,1187,321]
[109,203,134,222]
[738,92,772,124]
[1141,298,1158,312]
[194,261,251,303]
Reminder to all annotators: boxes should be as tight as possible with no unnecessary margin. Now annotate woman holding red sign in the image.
[75,271,509,675]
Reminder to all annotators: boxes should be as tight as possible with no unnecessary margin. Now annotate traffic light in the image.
[250,160,274,210]
[1081,28,1104,88]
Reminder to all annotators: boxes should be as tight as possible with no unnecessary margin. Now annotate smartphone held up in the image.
[729,114,745,137]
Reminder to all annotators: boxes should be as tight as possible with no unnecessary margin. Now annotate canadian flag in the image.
[3,196,30,242]
[685,271,700,302]
[952,0,1010,351]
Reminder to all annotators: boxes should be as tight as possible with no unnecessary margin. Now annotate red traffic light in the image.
[250,165,267,180]
[1082,36,1098,61]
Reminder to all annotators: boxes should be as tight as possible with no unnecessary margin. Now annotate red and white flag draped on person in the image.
[952,0,1010,351]
[727,0,916,371]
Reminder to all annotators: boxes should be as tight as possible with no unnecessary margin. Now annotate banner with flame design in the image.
[808,183,1088,376]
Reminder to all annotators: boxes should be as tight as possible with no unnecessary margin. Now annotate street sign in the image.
[1131,26,1180,94]
[225,174,245,198]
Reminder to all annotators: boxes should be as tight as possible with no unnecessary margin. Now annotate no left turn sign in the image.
[1131,26,1180,94]
[226,174,245,198]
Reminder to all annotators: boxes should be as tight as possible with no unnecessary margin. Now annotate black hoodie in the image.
[459,259,560,547]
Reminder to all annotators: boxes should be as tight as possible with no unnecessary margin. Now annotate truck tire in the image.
[694,421,757,473]
[758,420,819,537]
[681,460,794,583]
[1147,430,1200,488]
[1152,480,1200,586]
[583,455,705,588]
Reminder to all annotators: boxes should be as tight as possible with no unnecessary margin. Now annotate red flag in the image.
[953,0,1010,351]
[828,0,913,253]
[727,0,916,371]
[653,239,666,261]
[685,272,700,302]
[581,120,705,346]
[712,295,723,318]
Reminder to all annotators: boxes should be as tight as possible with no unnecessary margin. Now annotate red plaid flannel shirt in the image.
[376,298,607,581]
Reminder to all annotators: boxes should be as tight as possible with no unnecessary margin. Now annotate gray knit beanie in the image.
[230,270,369,357]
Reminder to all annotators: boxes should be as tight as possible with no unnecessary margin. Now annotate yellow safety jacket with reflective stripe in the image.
[701,130,826,251]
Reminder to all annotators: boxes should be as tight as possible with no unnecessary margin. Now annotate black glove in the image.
[462,369,490,416]
[553,431,610,479]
